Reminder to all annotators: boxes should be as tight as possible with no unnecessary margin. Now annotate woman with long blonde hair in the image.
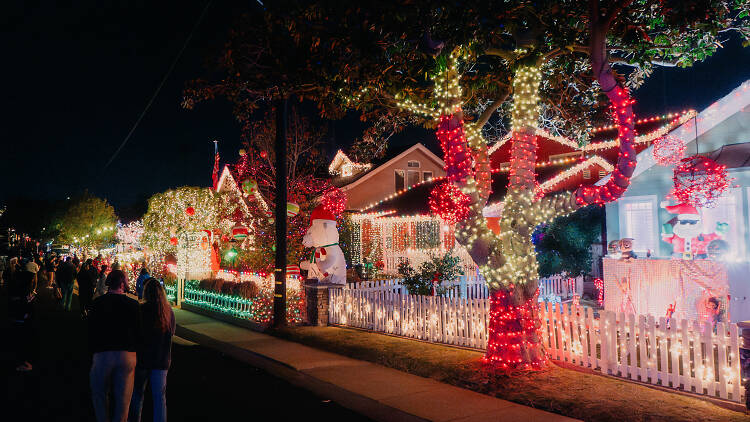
[128,278,175,422]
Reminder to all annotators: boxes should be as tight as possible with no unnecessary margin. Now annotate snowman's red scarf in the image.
[310,243,339,263]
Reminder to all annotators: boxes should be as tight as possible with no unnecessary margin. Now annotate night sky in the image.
[3,2,750,213]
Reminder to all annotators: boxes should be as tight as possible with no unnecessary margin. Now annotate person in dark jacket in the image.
[8,262,38,371]
[134,268,149,300]
[128,277,175,422]
[77,259,97,317]
[44,254,57,288]
[88,270,141,422]
[56,257,76,311]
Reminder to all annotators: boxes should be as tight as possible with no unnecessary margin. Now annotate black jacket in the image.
[77,266,97,294]
[88,293,141,353]
[56,262,75,286]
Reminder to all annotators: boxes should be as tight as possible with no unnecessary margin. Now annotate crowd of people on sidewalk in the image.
[2,252,175,422]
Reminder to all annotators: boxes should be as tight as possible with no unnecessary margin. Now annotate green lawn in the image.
[270,325,749,422]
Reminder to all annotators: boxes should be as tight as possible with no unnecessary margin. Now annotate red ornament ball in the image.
[429,182,471,224]
[652,135,685,166]
[260,150,268,159]
[672,155,732,208]
[185,206,195,216]
[169,237,178,246]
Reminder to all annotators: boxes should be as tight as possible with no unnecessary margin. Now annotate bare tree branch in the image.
[475,90,510,128]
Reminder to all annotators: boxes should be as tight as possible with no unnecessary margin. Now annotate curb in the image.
[175,323,428,422]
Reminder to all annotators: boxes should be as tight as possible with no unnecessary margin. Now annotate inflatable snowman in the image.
[661,203,727,259]
[299,204,347,284]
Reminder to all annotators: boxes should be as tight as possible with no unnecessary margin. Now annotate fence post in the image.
[176,278,183,309]
[460,275,467,299]
[304,281,342,326]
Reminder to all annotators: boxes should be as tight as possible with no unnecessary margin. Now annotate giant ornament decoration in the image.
[185,206,195,216]
[428,182,471,225]
[242,178,258,196]
[286,202,300,217]
[672,155,731,208]
[232,225,249,241]
[652,135,685,166]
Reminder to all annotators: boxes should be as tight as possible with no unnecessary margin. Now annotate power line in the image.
[103,1,211,169]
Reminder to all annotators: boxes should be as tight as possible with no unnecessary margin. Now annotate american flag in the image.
[212,140,220,189]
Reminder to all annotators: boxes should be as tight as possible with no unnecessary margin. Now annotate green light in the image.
[225,247,238,259]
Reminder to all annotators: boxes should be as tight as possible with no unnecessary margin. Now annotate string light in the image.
[177,283,304,325]
[537,156,615,194]
[358,176,446,212]
[574,86,637,206]
[328,150,372,176]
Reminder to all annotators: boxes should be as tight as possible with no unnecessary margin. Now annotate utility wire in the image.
[104,1,212,169]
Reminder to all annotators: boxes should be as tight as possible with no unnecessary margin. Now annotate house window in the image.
[700,189,743,259]
[407,160,420,168]
[618,195,657,254]
[407,170,420,187]
[583,169,591,179]
[423,171,433,181]
[599,170,607,179]
[395,170,405,191]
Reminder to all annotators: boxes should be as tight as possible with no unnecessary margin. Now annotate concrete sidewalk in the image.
[174,309,579,422]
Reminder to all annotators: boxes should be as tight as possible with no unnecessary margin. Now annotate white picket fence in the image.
[328,289,744,403]
[330,289,491,349]
[350,274,583,302]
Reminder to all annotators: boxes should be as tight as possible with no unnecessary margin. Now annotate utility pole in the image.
[273,97,288,327]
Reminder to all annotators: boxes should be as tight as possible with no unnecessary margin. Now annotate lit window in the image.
[700,189,743,259]
[407,170,420,187]
[583,169,591,179]
[423,171,433,181]
[598,170,607,178]
[618,195,657,254]
[394,170,405,191]
[407,160,420,168]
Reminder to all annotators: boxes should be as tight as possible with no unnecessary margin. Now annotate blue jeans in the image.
[61,284,74,310]
[128,369,168,422]
[90,351,137,422]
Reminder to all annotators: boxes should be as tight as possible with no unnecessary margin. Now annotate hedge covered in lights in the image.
[175,280,304,325]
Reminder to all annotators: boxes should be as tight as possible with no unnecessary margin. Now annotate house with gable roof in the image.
[340,109,696,276]
[604,79,750,259]
[331,143,447,211]
[601,79,750,323]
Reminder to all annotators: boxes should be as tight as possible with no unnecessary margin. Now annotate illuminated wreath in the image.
[429,182,471,224]
[672,155,731,208]
[652,135,685,166]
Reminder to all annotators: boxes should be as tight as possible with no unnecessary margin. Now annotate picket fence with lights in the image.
[329,278,744,404]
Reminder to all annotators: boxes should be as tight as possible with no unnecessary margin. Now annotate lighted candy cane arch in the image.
[397,12,637,370]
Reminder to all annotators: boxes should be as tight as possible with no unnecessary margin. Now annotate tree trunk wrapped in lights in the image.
[422,16,637,371]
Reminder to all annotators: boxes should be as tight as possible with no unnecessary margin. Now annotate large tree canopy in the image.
[141,187,237,255]
[187,0,750,370]
[57,193,118,248]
